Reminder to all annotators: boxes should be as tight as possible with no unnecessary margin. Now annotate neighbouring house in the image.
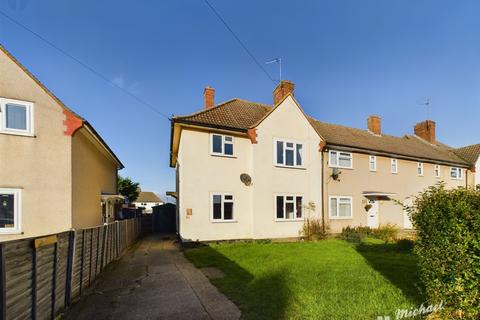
[453,144,480,187]
[133,191,164,213]
[170,81,475,241]
[0,45,124,242]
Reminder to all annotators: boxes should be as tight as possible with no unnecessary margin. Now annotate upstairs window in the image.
[329,151,352,169]
[369,155,376,171]
[417,162,424,176]
[0,98,34,136]
[276,195,303,220]
[211,193,234,221]
[391,159,398,174]
[211,134,234,156]
[435,165,441,178]
[0,189,21,234]
[275,139,303,167]
[450,167,463,180]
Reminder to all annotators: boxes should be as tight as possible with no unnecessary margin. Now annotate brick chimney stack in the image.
[204,86,215,109]
[273,80,295,105]
[414,120,436,144]
[367,115,381,135]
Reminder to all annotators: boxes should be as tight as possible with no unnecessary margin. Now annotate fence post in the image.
[88,230,93,286]
[100,224,107,271]
[32,241,37,320]
[0,243,6,320]
[64,230,75,307]
[51,241,58,319]
[79,230,85,296]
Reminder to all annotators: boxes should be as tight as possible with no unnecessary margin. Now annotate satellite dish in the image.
[240,173,252,186]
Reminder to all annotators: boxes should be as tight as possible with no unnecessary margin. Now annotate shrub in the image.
[396,238,415,252]
[371,224,400,244]
[300,218,328,240]
[341,226,372,243]
[410,184,480,319]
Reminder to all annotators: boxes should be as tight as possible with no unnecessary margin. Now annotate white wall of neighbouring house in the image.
[476,157,480,187]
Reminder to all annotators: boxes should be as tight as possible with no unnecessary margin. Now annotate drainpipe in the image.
[321,150,326,233]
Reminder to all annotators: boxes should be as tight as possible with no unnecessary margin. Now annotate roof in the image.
[453,144,480,165]
[136,192,163,203]
[0,44,124,169]
[172,98,470,167]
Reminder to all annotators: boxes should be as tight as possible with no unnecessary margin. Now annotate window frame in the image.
[369,155,377,172]
[0,98,34,136]
[417,162,424,176]
[210,134,235,157]
[390,158,398,174]
[274,194,304,221]
[0,188,22,234]
[328,150,353,169]
[273,138,305,168]
[434,164,441,178]
[329,196,353,219]
[450,167,463,180]
[210,192,235,222]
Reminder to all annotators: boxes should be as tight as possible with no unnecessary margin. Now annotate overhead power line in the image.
[0,9,170,120]
[203,0,276,83]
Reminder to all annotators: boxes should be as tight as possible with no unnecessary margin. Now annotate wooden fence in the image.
[0,217,148,320]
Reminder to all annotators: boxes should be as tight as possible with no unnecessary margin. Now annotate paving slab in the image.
[65,234,241,320]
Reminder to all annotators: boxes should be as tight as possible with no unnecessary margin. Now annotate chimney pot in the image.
[204,86,215,109]
[367,115,381,135]
[273,80,295,105]
[414,120,436,144]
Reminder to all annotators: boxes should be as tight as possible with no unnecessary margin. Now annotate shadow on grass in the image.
[183,243,291,320]
[354,241,425,305]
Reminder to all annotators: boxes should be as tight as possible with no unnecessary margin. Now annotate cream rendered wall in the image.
[71,128,117,229]
[251,96,322,239]
[0,50,72,241]
[323,152,468,232]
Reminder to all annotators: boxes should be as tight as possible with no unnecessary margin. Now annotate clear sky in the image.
[1,1,479,199]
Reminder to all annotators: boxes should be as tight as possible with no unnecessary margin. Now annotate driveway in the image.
[65,234,241,320]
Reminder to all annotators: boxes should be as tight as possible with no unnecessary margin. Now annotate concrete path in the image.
[65,234,241,320]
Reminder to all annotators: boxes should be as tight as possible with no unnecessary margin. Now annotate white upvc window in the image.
[0,188,22,234]
[369,155,377,172]
[450,167,463,180]
[274,139,304,168]
[211,134,234,157]
[391,159,398,174]
[0,98,34,136]
[417,162,424,176]
[435,164,441,178]
[211,193,234,221]
[329,150,353,169]
[275,195,303,220]
[329,196,353,219]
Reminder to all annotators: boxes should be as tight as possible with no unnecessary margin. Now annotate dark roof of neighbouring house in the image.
[172,98,471,166]
[453,144,480,165]
[136,192,163,203]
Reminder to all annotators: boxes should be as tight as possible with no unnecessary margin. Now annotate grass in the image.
[184,239,424,320]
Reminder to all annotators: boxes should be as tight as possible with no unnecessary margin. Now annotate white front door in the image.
[367,199,379,228]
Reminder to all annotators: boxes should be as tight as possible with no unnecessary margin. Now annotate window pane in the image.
[276,141,284,164]
[224,202,233,220]
[296,144,303,166]
[224,143,233,155]
[224,195,233,200]
[285,202,294,219]
[339,157,351,167]
[330,198,338,217]
[286,142,294,148]
[286,149,294,166]
[296,197,303,218]
[339,200,351,217]
[450,169,456,178]
[212,135,222,153]
[0,194,15,228]
[213,195,222,219]
[276,196,284,219]
[330,152,338,165]
[286,196,294,201]
[224,136,233,142]
[6,104,27,130]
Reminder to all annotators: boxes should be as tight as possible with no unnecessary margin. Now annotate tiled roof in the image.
[136,192,163,203]
[453,144,480,165]
[173,98,470,166]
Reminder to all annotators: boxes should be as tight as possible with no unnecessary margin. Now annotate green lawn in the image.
[184,239,424,320]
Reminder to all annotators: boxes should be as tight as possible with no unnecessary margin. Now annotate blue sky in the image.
[1,1,479,198]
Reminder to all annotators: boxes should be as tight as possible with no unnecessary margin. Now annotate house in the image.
[0,45,124,241]
[133,191,164,213]
[169,81,475,242]
[453,144,480,186]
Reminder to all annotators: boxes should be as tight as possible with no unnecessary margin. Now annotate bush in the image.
[341,226,372,243]
[300,218,328,240]
[371,224,400,244]
[396,238,415,252]
[410,184,480,319]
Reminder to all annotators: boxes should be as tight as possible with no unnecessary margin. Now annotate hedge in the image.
[409,184,480,319]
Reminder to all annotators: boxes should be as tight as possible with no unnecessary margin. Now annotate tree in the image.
[118,176,140,203]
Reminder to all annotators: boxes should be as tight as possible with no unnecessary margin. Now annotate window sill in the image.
[328,165,353,170]
[274,165,306,170]
[0,131,35,138]
[0,230,23,235]
[329,216,353,220]
[211,220,237,223]
[210,153,237,159]
[275,218,304,222]
[450,178,463,181]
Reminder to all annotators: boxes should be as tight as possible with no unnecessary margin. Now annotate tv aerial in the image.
[266,58,282,82]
